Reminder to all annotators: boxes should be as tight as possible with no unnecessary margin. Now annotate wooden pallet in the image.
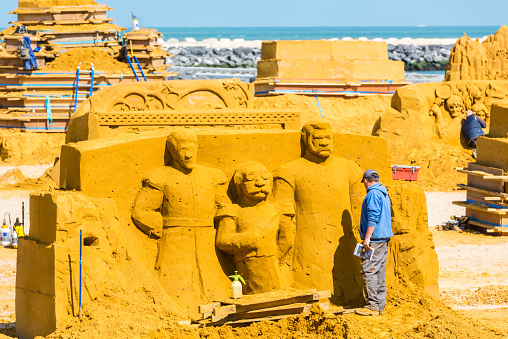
[467,220,508,236]
[198,290,331,327]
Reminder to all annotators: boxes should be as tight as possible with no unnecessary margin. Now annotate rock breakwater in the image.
[167,44,453,71]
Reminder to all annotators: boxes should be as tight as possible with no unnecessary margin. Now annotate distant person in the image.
[461,110,486,159]
[355,169,392,317]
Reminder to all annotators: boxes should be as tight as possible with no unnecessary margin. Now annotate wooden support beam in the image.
[457,184,508,198]
[452,201,508,214]
[455,168,508,181]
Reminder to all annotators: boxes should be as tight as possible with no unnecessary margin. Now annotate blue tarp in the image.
[23,36,38,71]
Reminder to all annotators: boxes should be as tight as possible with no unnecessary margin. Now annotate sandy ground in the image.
[0,188,507,337]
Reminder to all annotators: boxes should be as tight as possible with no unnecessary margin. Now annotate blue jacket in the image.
[461,115,486,143]
[360,182,393,242]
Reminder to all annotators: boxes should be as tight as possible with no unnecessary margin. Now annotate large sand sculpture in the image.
[15,79,439,338]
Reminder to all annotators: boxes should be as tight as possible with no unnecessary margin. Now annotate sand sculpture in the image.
[216,161,294,294]
[446,25,508,81]
[132,129,231,306]
[17,122,440,337]
[274,119,365,304]
[254,40,409,97]
[15,69,440,337]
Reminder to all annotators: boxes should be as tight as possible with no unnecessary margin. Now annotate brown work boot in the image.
[354,307,379,316]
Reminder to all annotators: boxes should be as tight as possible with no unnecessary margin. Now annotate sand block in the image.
[261,40,388,61]
[477,137,508,172]
[257,59,404,81]
[16,287,57,339]
[386,183,439,298]
[16,191,125,339]
[257,40,403,81]
[489,104,508,138]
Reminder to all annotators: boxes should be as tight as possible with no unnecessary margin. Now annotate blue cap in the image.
[363,169,379,180]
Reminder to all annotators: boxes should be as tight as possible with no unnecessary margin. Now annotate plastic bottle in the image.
[11,230,18,249]
[228,271,246,299]
[1,221,11,247]
[132,13,140,32]
[14,217,24,238]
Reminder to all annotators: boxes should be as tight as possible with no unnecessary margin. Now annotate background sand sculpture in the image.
[446,25,508,81]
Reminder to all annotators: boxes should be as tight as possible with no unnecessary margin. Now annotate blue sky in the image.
[1,0,507,27]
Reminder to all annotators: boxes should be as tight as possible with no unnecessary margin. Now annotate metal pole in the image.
[73,63,81,113]
[89,63,95,97]
[21,202,24,227]
[79,230,82,319]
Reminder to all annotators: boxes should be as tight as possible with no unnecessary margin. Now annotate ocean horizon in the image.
[151,26,501,41]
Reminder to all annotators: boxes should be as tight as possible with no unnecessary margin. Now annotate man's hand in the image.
[363,237,371,251]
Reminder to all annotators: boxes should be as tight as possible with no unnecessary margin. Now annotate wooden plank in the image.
[456,168,508,181]
[467,220,508,235]
[207,313,297,327]
[211,302,329,322]
[467,191,507,207]
[457,184,508,198]
[466,208,508,227]
[198,303,220,314]
[453,201,508,214]
[213,305,236,317]
[220,290,331,314]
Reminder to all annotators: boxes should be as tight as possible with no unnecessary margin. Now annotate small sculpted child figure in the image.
[216,161,294,294]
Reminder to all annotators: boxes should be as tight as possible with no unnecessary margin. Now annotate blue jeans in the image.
[361,241,388,312]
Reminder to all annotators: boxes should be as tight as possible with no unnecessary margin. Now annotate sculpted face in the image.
[173,140,197,170]
[445,96,465,118]
[306,128,333,158]
[240,167,272,202]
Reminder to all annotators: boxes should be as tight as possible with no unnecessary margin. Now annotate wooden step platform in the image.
[198,290,332,327]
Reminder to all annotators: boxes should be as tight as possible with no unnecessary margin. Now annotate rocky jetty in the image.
[167,44,453,72]
[388,44,453,71]
[167,46,261,68]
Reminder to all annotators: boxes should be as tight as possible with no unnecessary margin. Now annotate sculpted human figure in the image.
[445,95,466,119]
[131,129,230,306]
[273,119,364,303]
[471,92,489,126]
[216,161,294,294]
[429,96,444,125]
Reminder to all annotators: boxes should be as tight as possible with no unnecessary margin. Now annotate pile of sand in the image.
[45,47,130,73]
[0,130,64,165]
[0,168,26,186]
[45,280,501,339]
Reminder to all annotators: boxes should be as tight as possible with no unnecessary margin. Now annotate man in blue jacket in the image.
[355,169,393,316]
[461,110,486,159]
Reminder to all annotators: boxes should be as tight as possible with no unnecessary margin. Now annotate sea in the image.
[152,26,498,42]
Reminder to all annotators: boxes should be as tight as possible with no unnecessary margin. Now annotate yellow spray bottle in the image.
[228,271,246,299]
